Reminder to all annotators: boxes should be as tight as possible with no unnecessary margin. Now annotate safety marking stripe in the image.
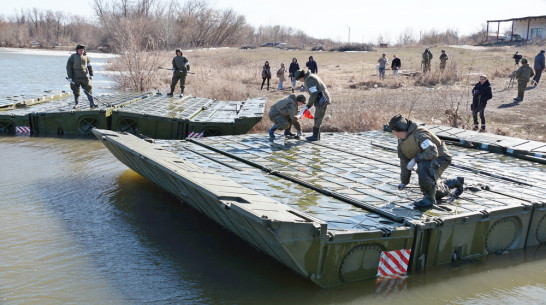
[15,126,31,136]
[187,131,204,139]
[377,249,411,277]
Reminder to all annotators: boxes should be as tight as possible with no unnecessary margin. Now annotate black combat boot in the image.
[268,124,277,141]
[167,85,175,96]
[180,86,185,97]
[306,127,319,141]
[86,92,97,108]
[414,187,436,208]
[446,177,464,197]
[284,129,296,137]
[73,95,80,109]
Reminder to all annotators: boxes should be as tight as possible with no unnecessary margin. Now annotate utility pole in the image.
[346,25,350,44]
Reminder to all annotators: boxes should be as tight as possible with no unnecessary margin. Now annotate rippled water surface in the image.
[1,49,546,305]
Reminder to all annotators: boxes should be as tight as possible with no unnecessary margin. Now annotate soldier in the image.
[514,58,534,102]
[267,94,306,141]
[422,48,433,73]
[293,70,332,141]
[439,50,448,71]
[66,44,97,109]
[389,114,464,208]
[532,50,545,86]
[168,48,190,97]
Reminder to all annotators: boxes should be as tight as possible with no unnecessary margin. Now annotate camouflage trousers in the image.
[268,111,293,131]
[517,81,528,99]
[70,77,92,97]
[171,72,187,93]
[416,156,452,199]
[312,104,328,129]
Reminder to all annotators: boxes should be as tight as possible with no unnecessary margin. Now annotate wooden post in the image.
[486,22,489,42]
[511,20,514,41]
[496,22,500,41]
[526,18,531,41]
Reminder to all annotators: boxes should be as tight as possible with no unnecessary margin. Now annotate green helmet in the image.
[388,114,410,132]
[293,70,306,80]
[521,58,528,64]
[175,48,182,55]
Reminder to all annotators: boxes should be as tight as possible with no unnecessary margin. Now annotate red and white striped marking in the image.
[15,126,31,136]
[377,249,411,277]
[186,131,204,139]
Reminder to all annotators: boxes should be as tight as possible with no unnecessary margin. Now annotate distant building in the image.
[486,15,546,42]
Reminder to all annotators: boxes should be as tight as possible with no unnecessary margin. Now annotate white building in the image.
[486,15,546,42]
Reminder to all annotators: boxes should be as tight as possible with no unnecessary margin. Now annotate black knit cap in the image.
[389,114,410,132]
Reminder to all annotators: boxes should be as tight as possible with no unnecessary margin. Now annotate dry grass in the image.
[113,45,546,141]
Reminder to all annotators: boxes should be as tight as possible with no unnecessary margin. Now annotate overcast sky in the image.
[1,0,544,43]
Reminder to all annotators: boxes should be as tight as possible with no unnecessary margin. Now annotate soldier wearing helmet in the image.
[514,58,534,102]
[167,48,190,97]
[389,114,464,208]
[66,44,97,108]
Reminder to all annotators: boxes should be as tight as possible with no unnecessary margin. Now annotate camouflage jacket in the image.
[440,54,448,64]
[397,122,451,184]
[269,94,302,132]
[66,53,92,79]
[303,71,332,109]
[172,55,190,73]
[516,63,534,82]
[422,51,433,63]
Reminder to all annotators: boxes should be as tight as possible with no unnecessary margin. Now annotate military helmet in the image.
[388,114,409,132]
[293,70,306,80]
[76,44,86,50]
[175,48,182,54]
[296,94,306,103]
[522,58,528,64]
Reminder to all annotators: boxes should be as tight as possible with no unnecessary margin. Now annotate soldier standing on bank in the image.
[293,70,332,141]
[389,114,464,208]
[532,50,545,86]
[267,94,306,141]
[168,48,190,97]
[514,58,534,102]
[66,44,97,109]
[422,48,433,73]
[439,50,448,72]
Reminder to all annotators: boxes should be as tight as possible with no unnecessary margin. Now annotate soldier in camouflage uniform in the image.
[293,70,332,141]
[168,49,190,97]
[439,50,448,71]
[66,44,97,108]
[268,94,306,141]
[389,114,464,208]
[514,58,534,102]
[422,48,433,73]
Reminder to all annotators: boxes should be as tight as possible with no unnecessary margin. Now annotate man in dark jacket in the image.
[306,56,318,74]
[391,55,401,77]
[471,75,493,132]
[168,48,190,97]
[66,44,97,109]
[288,57,300,93]
[532,50,545,86]
[389,115,464,208]
[294,70,331,141]
[515,58,534,102]
[268,94,306,141]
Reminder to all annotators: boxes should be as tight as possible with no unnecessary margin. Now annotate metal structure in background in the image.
[92,128,546,287]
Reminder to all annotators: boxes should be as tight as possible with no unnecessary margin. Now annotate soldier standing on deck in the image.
[389,114,464,208]
[168,48,190,97]
[439,50,448,72]
[293,70,332,142]
[66,44,97,109]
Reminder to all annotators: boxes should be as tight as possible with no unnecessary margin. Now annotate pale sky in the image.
[1,0,545,43]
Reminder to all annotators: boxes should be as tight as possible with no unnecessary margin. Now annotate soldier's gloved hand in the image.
[398,183,406,191]
[407,158,417,171]
[67,78,72,83]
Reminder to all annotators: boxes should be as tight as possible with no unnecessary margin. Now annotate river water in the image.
[1,48,546,305]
